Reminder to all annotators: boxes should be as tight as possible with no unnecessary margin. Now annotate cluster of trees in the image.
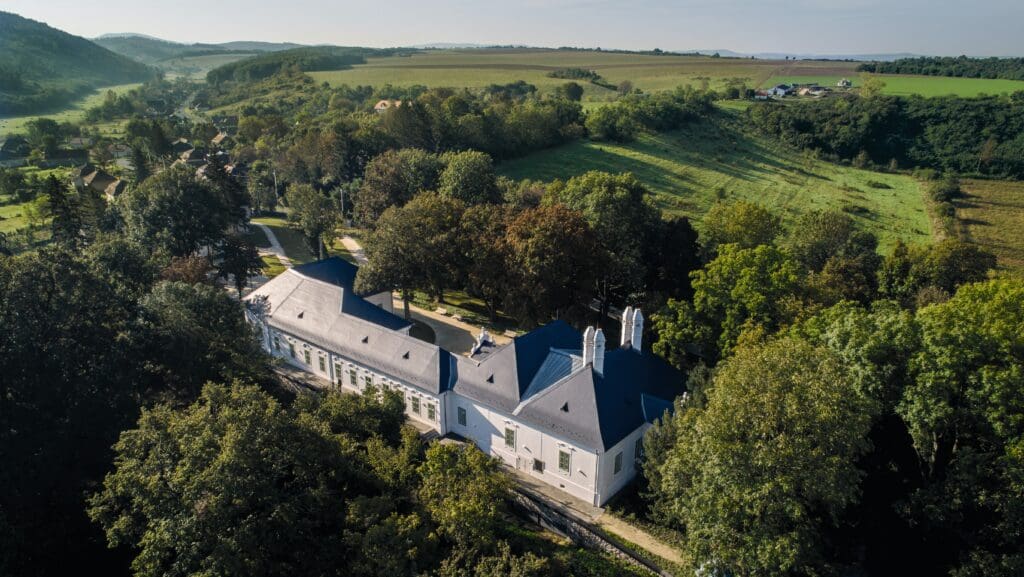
[746,93,1024,178]
[637,200,1018,576]
[87,382,646,577]
[206,46,390,84]
[355,167,699,326]
[859,56,1024,81]
[586,86,715,142]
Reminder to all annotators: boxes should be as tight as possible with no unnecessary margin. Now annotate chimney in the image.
[582,326,595,366]
[631,309,644,352]
[593,328,606,374]
[620,306,634,347]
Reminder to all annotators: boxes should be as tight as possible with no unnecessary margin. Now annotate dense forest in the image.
[205,46,394,84]
[859,56,1024,80]
[746,93,1024,178]
[0,12,155,114]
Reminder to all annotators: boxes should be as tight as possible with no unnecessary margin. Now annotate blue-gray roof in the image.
[292,257,410,331]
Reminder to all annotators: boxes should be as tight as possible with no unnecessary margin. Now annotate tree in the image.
[648,337,873,576]
[546,171,661,316]
[247,160,278,215]
[503,204,598,326]
[354,149,442,226]
[287,183,339,260]
[88,383,358,577]
[43,175,81,246]
[216,233,264,298]
[356,192,465,314]
[654,243,803,364]
[643,215,701,303]
[557,82,584,102]
[118,164,234,257]
[900,280,1024,576]
[418,443,510,554]
[135,281,271,401]
[459,203,513,321]
[438,150,500,205]
[786,211,882,304]
[699,200,782,260]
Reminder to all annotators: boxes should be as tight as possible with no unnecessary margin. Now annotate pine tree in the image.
[45,176,81,246]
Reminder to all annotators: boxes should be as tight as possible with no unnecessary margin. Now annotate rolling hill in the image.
[93,34,303,65]
[0,12,155,115]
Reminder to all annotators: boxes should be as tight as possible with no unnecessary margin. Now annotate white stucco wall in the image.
[445,392,601,504]
[364,290,395,315]
[594,424,647,505]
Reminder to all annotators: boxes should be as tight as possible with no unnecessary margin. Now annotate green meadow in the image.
[957,179,1024,271]
[310,49,859,101]
[498,117,933,251]
[0,83,141,135]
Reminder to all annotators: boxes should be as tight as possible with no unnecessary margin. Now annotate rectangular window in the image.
[635,437,644,461]
[427,403,436,421]
[303,349,311,365]
[457,406,467,426]
[334,363,342,383]
[613,451,623,474]
[288,342,296,359]
[273,335,280,351]
[318,355,326,372]
[411,396,420,414]
[364,375,372,389]
[558,450,571,473]
[533,459,544,473]
[349,368,357,386]
[504,427,516,450]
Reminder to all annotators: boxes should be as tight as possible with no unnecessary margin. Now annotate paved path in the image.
[255,223,292,267]
[338,235,367,264]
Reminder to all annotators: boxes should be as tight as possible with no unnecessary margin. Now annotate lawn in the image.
[310,49,860,102]
[0,83,141,135]
[260,254,287,278]
[160,53,258,80]
[957,179,1024,272]
[765,73,1024,98]
[250,216,317,264]
[498,116,933,252]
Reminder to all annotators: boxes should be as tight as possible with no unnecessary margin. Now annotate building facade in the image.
[245,258,684,506]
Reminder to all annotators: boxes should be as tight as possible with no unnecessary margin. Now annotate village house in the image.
[171,138,194,155]
[374,99,403,113]
[766,84,793,97]
[837,78,853,88]
[73,164,126,199]
[244,258,685,506]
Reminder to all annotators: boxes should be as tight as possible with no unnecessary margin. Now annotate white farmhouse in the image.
[245,258,685,506]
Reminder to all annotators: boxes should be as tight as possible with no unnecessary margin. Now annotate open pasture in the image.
[765,73,1024,97]
[957,179,1024,271]
[310,49,858,101]
[498,117,933,251]
[0,83,140,135]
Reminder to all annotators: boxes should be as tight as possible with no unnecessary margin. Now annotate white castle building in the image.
[245,257,684,506]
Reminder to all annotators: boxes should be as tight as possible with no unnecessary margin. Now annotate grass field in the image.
[160,53,258,80]
[310,50,858,102]
[498,116,932,251]
[767,74,1024,97]
[957,179,1024,271]
[0,83,141,135]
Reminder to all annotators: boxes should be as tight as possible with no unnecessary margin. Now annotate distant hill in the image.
[0,12,155,116]
[94,34,305,64]
[206,46,393,84]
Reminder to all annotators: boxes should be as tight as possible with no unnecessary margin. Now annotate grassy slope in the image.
[498,114,932,252]
[957,179,1024,271]
[0,83,140,135]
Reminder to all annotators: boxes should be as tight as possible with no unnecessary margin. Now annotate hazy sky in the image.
[3,0,1022,56]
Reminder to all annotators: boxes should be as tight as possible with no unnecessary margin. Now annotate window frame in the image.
[457,406,467,426]
[427,403,436,422]
[558,450,571,473]
[613,451,623,474]
[504,427,516,450]
[303,349,311,365]
[411,396,421,415]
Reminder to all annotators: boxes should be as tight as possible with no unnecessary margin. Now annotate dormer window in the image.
[561,402,569,413]
[486,374,494,383]
[361,336,369,343]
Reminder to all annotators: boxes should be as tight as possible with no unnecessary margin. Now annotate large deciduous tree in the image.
[699,200,782,261]
[648,337,873,577]
[354,148,443,226]
[287,183,340,260]
[438,150,500,205]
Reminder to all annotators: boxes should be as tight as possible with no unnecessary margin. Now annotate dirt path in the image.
[595,514,684,566]
[255,223,292,267]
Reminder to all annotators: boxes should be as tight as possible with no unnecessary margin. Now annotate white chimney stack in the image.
[631,309,644,352]
[593,328,606,374]
[582,326,595,367]
[620,306,634,347]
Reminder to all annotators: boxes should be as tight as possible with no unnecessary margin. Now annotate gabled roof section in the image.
[291,257,410,331]
[593,348,685,449]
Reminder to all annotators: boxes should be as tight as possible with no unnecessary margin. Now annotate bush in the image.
[929,176,962,202]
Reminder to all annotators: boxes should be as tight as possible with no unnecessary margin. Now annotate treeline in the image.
[859,55,1024,81]
[206,46,390,84]
[586,86,715,141]
[746,93,1024,178]
[634,200,1016,577]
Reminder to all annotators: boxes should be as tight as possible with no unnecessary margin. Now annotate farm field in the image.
[310,49,858,101]
[498,117,933,251]
[0,83,141,135]
[957,179,1024,271]
[160,52,258,79]
[766,74,1024,97]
